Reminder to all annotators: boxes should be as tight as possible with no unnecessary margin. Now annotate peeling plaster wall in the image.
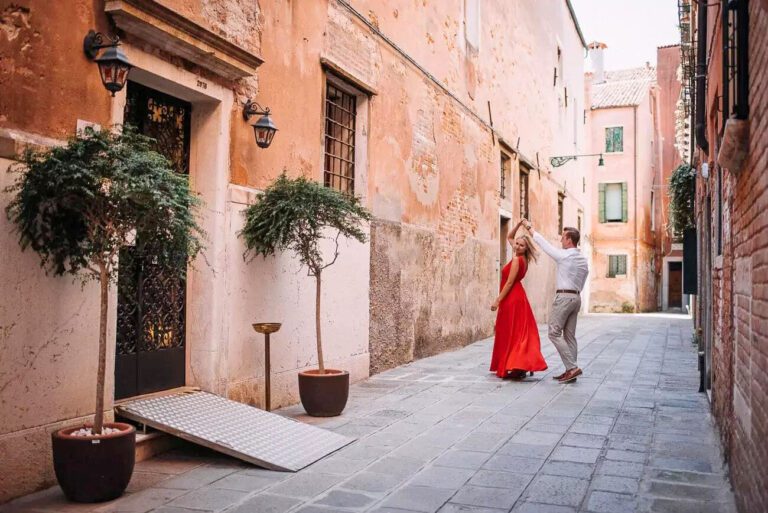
[315,0,589,371]
[233,0,591,373]
[0,1,113,137]
[0,0,367,502]
[0,0,591,501]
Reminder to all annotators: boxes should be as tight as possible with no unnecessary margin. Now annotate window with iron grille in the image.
[723,0,749,123]
[607,255,627,278]
[324,81,357,194]
[500,152,511,198]
[557,192,565,233]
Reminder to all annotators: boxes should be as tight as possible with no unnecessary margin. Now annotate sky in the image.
[570,0,681,70]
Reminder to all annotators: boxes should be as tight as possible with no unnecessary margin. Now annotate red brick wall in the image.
[701,3,768,512]
[727,5,768,510]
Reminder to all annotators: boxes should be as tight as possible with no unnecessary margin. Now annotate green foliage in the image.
[5,125,204,280]
[621,301,635,313]
[240,173,372,276]
[668,164,696,236]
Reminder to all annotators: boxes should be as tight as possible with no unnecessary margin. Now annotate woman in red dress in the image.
[490,220,548,380]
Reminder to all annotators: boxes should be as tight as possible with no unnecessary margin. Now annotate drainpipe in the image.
[634,105,639,312]
[695,0,709,153]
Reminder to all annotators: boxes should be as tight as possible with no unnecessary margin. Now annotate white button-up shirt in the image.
[532,231,589,292]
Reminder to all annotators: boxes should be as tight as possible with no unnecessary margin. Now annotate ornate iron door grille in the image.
[115,81,191,400]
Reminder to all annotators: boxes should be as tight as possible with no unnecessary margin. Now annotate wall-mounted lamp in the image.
[83,30,133,96]
[700,162,710,180]
[243,100,278,149]
[550,153,605,168]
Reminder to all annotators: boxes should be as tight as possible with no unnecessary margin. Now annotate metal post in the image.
[252,323,281,412]
[264,332,271,411]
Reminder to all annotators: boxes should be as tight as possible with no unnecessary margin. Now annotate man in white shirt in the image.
[522,219,589,383]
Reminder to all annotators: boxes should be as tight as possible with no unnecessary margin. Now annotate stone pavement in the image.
[3,314,737,513]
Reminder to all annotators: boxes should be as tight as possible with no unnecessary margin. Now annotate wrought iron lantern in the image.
[550,153,605,168]
[83,30,133,96]
[243,100,278,149]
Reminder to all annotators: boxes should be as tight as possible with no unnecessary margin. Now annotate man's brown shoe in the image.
[558,368,583,384]
[552,372,567,380]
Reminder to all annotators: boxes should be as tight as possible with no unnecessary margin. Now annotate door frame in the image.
[107,44,234,397]
[114,81,193,400]
[662,256,684,310]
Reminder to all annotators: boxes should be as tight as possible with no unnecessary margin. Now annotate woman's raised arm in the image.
[507,220,524,243]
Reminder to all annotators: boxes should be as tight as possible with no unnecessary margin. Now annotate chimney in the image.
[588,41,607,83]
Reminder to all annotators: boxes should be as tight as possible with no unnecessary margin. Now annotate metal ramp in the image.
[116,390,353,471]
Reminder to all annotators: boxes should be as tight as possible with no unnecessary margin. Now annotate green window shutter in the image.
[598,183,606,223]
[616,127,624,152]
[621,182,628,222]
[619,255,627,275]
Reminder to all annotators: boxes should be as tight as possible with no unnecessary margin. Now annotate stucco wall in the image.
[0,155,122,503]
[656,46,683,251]
[0,0,370,502]
[0,0,593,501]
[587,85,659,313]
[225,187,371,409]
[237,0,589,372]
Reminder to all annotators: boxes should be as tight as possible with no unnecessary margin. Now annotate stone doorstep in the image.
[116,386,201,463]
[134,431,182,463]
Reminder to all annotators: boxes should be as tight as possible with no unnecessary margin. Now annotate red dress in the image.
[490,256,548,377]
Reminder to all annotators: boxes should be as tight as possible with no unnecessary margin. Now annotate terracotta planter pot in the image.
[51,422,136,503]
[298,369,349,417]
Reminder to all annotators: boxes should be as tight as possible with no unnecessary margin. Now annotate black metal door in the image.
[115,82,191,400]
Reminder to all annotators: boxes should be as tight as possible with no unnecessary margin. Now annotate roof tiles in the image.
[591,67,657,109]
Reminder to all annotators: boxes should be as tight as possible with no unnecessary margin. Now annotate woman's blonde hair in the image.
[516,234,539,263]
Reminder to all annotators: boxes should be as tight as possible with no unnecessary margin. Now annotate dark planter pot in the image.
[51,422,136,503]
[298,369,349,417]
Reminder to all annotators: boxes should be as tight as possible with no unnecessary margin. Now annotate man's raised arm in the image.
[523,220,568,262]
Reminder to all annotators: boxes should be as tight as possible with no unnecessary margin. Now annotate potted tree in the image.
[5,126,203,502]
[240,173,371,416]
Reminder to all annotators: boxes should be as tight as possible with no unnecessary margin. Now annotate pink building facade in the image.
[585,44,664,313]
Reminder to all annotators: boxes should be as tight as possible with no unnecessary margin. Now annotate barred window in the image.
[724,0,749,122]
[605,126,624,153]
[324,82,356,194]
[520,164,530,220]
[608,255,627,278]
[500,152,511,198]
[557,192,565,233]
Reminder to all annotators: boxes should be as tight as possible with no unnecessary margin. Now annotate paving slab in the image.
[4,315,739,513]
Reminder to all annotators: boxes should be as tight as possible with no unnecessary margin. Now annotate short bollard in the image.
[252,323,282,411]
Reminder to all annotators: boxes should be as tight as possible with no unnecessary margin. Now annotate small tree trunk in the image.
[315,271,325,374]
[93,262,109,434]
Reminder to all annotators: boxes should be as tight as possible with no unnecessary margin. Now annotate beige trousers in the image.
[548,293,581,370]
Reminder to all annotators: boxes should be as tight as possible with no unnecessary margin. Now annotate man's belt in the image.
[556,289,580,294]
